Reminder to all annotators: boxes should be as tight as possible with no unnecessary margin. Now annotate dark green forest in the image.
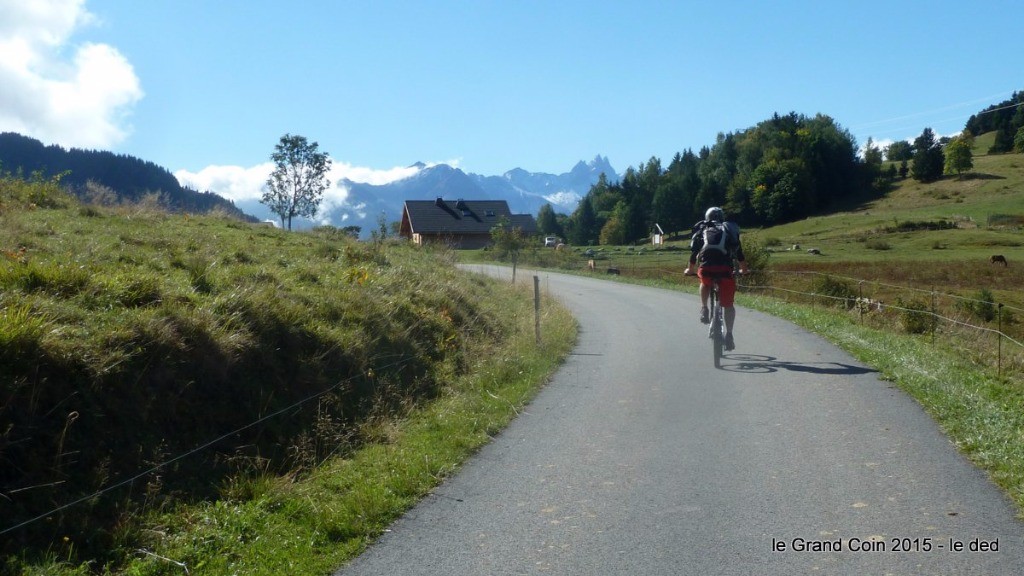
[541,92,1024,246]
[0,132,252,218]
[966,90,1024,153]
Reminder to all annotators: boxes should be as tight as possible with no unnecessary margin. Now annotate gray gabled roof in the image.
[403,199,537,235]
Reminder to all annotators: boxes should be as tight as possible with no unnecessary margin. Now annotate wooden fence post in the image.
[998,303,1004,377]
[533,275,541,345]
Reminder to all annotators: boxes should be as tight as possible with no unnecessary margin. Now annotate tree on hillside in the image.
[990,126,1015,154]
[966,91,1024,137]
[910,128,944,183]
[749,158,812,223]
[599,201,630,245]
[536,203,563,238]
[944,136,973,179]
[863,137,883,167]
[568,195,599,246]
[885,140,914,162]
[1015,126,1024,153]
[261,134,332,230]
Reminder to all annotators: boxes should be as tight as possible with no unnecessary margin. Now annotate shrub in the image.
[865,239,891,250]
[987,213,1024,228]
[738,236,772,288]
[810,275,857,309]
[955,288,997,322]
[896,297,933,334]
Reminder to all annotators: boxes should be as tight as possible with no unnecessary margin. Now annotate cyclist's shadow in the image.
[719,354,877,375]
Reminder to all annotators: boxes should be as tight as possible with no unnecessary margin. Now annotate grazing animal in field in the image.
[807,248,821,255]
[792,244,800,251]
[990,255,1008,266]
[587,259,596,272]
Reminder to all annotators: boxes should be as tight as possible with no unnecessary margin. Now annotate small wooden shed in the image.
[651,223,665,246]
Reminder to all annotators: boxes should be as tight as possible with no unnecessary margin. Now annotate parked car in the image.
[544,236,559,247]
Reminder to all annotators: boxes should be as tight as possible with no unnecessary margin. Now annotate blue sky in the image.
[2,0,1021,205]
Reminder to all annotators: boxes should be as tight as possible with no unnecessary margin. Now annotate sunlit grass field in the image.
[1,175,576,575]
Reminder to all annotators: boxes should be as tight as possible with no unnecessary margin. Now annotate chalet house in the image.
[400,198,538,249]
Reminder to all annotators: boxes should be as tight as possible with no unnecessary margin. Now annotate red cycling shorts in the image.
[697,265,736,307]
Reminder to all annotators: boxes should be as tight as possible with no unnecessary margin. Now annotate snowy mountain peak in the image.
[244,157,618,238]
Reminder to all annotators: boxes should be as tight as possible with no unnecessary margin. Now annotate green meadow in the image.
[1,174,575,575]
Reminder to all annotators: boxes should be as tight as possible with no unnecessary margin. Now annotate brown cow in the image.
[990,255,1008,266]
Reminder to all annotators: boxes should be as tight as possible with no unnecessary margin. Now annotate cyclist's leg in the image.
[718,276,738,344]
[696,267,713,323]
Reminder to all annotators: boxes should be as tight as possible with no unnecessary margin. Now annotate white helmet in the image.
[705,206,724,222]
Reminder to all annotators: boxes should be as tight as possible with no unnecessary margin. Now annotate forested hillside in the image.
[0,132,253,219]
[553,92,1024,247]
[966,91,1024,153]
[556,113,882,246]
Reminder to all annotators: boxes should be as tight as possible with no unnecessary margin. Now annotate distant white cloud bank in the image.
[0,0,143,148]
[174,159,457,205]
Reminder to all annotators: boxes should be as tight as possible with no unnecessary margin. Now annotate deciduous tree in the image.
[261,134,332,230]
[944,136,973,179]
[885,140,914,162]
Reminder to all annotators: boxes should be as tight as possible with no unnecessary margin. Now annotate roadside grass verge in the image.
[740,294,1024,513]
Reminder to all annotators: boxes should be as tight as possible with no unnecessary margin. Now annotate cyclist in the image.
[683,207,748,351]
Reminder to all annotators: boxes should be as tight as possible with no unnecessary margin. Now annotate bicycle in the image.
[707,278,726,367]
[684,268,738,368]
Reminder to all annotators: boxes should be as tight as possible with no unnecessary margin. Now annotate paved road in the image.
[336,266,1024,575]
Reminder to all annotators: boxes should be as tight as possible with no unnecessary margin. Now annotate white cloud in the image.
[175,163,275,202]
[175,158,450,205]
[0,0,142,148]
[333,161,422,186]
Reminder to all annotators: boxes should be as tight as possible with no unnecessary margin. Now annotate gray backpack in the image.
[700,221,729,256]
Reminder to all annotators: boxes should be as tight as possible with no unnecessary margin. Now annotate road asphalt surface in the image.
[336,266,1024,575]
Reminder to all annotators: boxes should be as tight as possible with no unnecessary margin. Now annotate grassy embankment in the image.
[0,172,576,575]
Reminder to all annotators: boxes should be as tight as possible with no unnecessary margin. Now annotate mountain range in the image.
[0,131,617,236]
[236,156,618,235]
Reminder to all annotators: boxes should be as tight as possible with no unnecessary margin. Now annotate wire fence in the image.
[0,353,421,539]
[551,250,1023,378]
[737,270,1024,376]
